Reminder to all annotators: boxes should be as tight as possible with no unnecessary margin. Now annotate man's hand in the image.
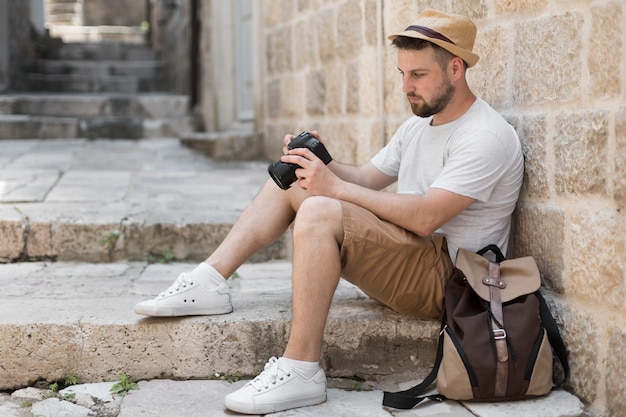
[282,131,325,154]
[280,146,341,195]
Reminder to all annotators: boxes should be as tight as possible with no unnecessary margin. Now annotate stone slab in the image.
[0,379,585,417]
[0,261,439,391]
[0,138,281,262]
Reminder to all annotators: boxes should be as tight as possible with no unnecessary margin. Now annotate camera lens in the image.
[268,161,299,190]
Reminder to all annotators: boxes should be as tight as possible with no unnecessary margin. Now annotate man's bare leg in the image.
[206,180,312,279]
[223,196,343,413]
[284,196,344,361]
[134,179,312,317]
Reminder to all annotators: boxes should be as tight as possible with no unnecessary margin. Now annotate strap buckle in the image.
[493,328,507,340]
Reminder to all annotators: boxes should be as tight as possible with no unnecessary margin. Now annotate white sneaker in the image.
[224,357,327,414]
[134,272,233,317]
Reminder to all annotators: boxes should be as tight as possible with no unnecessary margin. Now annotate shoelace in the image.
[249,357,291,391]
[159,272,195,297]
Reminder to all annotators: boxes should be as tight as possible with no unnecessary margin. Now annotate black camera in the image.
[268,131,333,190]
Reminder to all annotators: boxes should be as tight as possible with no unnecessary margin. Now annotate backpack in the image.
[383,245,569,409]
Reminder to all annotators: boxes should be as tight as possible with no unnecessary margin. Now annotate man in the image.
[134,9,524,415]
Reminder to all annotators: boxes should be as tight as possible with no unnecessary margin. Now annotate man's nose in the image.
[402,76,414,94]
[402,77,415,94]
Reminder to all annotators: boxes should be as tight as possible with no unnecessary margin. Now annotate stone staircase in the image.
[0,93,192,139]
[0,35,192,140]
[21,42,164,93]
[0,137,437,392]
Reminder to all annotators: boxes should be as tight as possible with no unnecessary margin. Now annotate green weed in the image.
[110,373,139,396]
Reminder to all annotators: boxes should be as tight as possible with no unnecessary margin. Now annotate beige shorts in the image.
[339,201,454,319]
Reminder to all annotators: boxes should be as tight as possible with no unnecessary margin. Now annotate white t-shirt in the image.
[370,98,524,262]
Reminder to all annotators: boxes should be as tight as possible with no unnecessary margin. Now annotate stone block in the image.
[589,1,622,100]
[263,122,294,160]
[297,0,309,13]
[554,111,609,195]
[315,8,336,62]
[607,321,626,417]
[449,0,488,20]
[180,131,262,161]
[346,61,360,114]
[567,207,625,309]
[547,294,601,406]
[469,25,510,107]
[337,0,363,58]
[13,95,103,117]
[136,95,189,118]
[517,113,550,198]
[282,74,306,118]
[266,79,281,119]
[306,70,326,116]
[263,0,281,28]
[355,120,384,165]
[293,16,317,70]
[364,0,378,46]
[0,212,24,260]
[319,121,359,165]
[495,0,547,15]
[266,26,292,75]
[513,12,583,105]
[17,202,129,262]
[615,106,626,208]
[511,203,565,292]
[278,0,295,23]
[0,169,60,203]
[356,48,380,117]
[324,61,344,115]
[383,56,408,115]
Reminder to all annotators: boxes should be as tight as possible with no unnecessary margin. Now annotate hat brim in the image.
[388,31,480,68]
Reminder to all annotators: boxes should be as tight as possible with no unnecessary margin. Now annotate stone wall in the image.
[148,0,192,95]
[82,0,145,26]
[0,0,36,92]
[258,1,625,416]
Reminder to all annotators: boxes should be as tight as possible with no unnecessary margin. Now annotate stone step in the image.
[21,72,169,93]
[48,25,147,44]
[0,94,189,118]
[181,130,264,161]
[25,60,165,78]
[0,114,192,139]
[0,260,440,391]
[48,42,156,61]
[0,138,277,262]
[0,94,194,139]
[0,260,587,417]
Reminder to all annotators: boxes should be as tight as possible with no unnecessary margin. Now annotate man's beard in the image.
[408,76,455,118]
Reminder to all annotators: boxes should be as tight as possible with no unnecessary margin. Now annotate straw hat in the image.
[388,9,480,67]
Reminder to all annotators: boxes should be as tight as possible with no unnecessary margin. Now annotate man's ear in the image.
[448,56,466,80]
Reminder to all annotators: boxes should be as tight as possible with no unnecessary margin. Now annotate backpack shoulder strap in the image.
[382,315,447,409]
[536,290,570,382]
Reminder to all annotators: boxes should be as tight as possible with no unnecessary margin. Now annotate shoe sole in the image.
[224,392,327,414]
[134,304,233,317]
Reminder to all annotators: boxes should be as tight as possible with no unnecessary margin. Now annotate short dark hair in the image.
[391,36,462,70]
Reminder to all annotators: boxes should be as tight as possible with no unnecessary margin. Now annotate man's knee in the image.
[293,197,343,238]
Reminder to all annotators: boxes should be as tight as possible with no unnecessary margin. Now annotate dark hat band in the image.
[404,25,455,45]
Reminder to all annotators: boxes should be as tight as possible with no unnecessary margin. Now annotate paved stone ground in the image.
[1,379,585,417]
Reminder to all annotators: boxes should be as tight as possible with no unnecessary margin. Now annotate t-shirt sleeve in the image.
[431,130,512,202]
[370,117,419,177]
